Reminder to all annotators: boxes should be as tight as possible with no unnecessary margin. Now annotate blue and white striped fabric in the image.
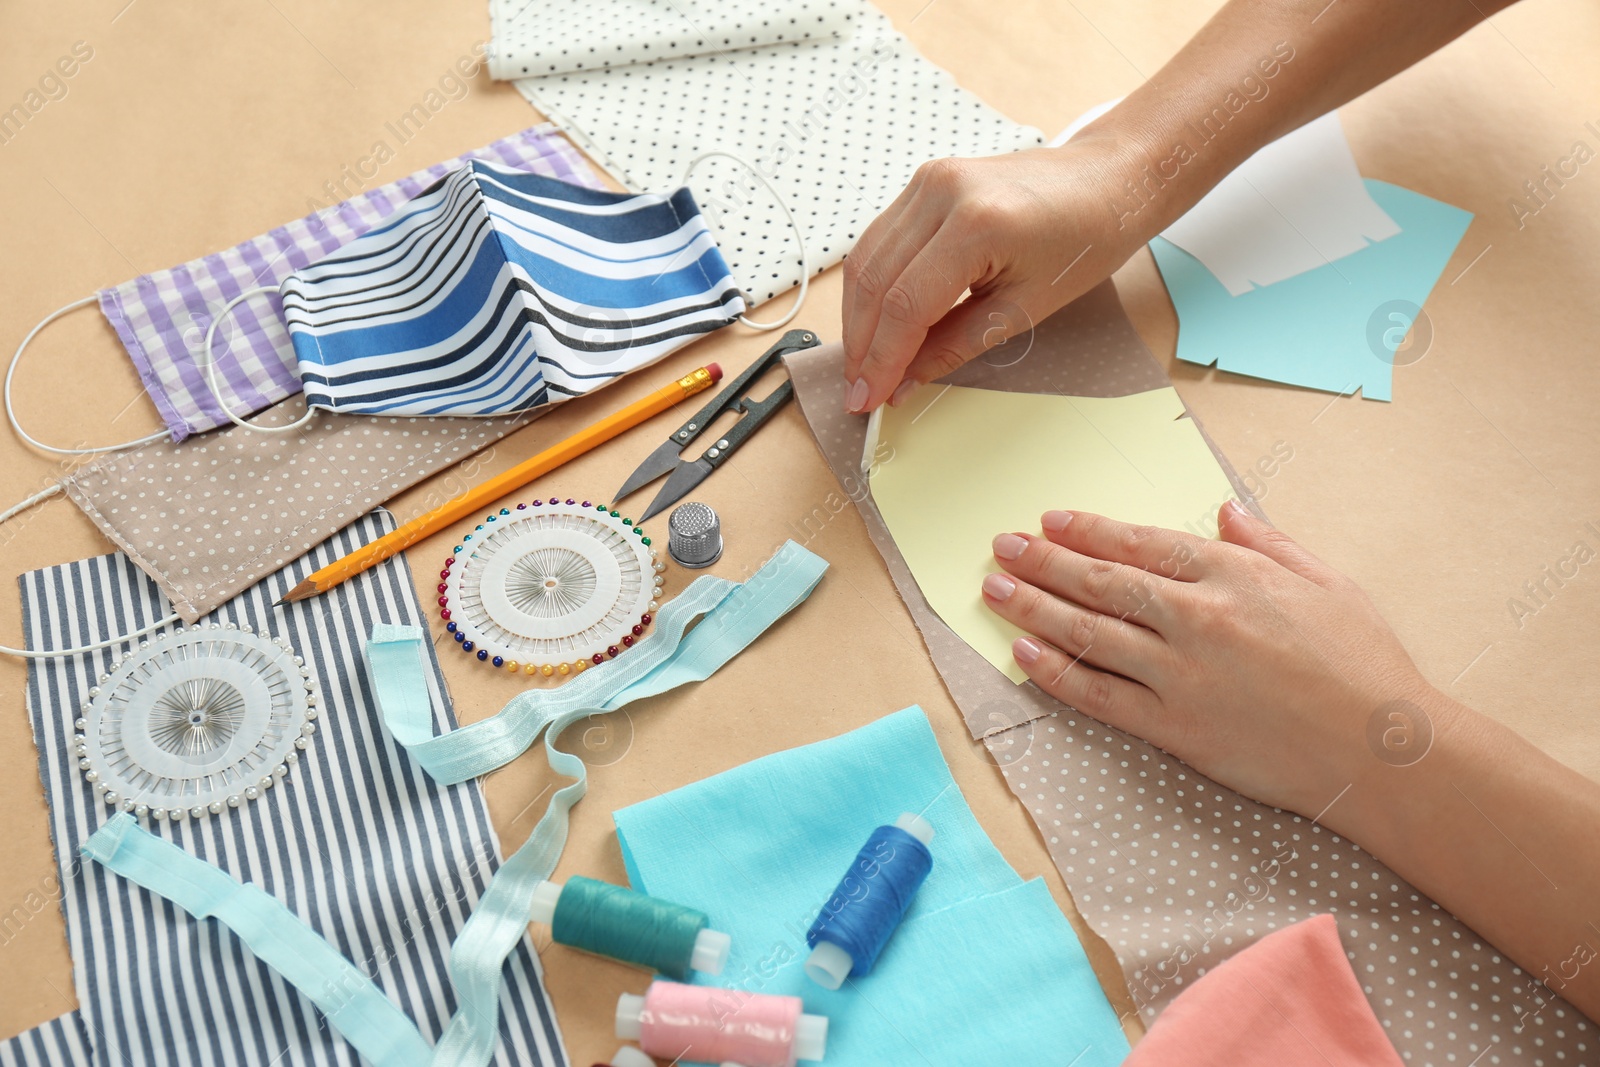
[0,1012,92,1066]
[5,511,566,1067]
[281,160,744,416]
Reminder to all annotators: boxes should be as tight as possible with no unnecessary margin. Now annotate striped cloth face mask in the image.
[200,160,746,431]
[5,125,597,451]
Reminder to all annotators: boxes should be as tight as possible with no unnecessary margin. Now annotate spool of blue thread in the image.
[530,876,731,980]
[804,812,935,990]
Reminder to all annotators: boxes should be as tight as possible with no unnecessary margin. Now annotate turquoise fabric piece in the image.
[368,539,829,1067]
[81,814,434,1067]
[613,706,1130,1067]
[1151,179,1473,402]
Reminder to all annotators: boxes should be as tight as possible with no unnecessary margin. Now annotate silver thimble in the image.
[668,501,723,569]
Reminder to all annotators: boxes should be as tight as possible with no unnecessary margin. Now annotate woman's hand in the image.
[840,137,1156,413]
[980,501,1443,820]
[984,501,1600,1027]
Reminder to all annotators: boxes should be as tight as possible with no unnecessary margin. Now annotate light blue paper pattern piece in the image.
[1151,179,1474,401]
[613,706,1129,1067]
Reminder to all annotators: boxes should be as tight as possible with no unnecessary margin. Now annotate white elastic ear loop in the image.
[0,482,180,658]
[682,151,808,331]
[6,295,169,456]
[204,285,317,434]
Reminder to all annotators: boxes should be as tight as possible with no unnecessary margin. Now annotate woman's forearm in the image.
[1073,0,1519,241]
[1331,687,1600,1025]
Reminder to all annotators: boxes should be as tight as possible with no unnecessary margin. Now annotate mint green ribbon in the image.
[82,814,434,1066]
[81,539,828,1066]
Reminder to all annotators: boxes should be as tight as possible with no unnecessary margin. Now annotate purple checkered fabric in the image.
[97,125,600,442]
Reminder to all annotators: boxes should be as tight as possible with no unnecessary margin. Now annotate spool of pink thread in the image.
[615,980,829,1066]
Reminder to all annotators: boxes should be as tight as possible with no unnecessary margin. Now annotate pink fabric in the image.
[1125,915,1404,1067]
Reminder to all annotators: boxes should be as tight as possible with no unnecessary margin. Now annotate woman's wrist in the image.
[1325,684,1600,1014]
[1053,117,1191,245]
[1325,683,1490,858]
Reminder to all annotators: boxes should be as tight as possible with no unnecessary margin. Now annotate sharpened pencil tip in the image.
[276,579,319,605]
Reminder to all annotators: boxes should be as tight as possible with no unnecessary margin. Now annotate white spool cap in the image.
[609,1047,655,1067]
[794,1013,829,1062]
[691,927,731,975]
[893,812,935,846]
[804,939,853,991]
[529,879,564,926]
[615,993,645,1041]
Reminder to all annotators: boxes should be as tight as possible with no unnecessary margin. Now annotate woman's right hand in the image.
[840,133,1157,413]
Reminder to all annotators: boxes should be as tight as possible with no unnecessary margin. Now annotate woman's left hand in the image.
[980,501,1442,822]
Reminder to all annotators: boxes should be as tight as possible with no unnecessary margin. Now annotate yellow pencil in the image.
[276,364,723,604]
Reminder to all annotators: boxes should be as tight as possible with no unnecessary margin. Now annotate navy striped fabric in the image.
[282,160,743,416]
[0,1011,91,1066]
[7,512,566,1067]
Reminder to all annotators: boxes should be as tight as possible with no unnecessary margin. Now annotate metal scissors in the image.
[614,328,820,521]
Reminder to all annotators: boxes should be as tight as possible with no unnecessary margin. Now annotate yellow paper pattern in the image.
[869,385,1239,683]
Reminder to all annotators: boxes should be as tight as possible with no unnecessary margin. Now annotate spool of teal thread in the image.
[531,876,730,981]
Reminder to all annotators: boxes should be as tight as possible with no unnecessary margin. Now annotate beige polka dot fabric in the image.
[785,281,1594,1064]
[999,716,1591,1065]
[61,399,542,621]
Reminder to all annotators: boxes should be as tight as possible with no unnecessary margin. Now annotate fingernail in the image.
[889,379,917,407]
[992,533,1027,560]
[1224,499,1249,521]
[982,573,1016,601]
[1013,637,1042,666]
[1042,510,1072,533]
[846,378,870,413]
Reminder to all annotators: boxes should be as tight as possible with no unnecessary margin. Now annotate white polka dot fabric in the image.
[489,0,855,79]
[784,285,1596,1065]
[497,0,1043,304]
[60,401,542,621]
